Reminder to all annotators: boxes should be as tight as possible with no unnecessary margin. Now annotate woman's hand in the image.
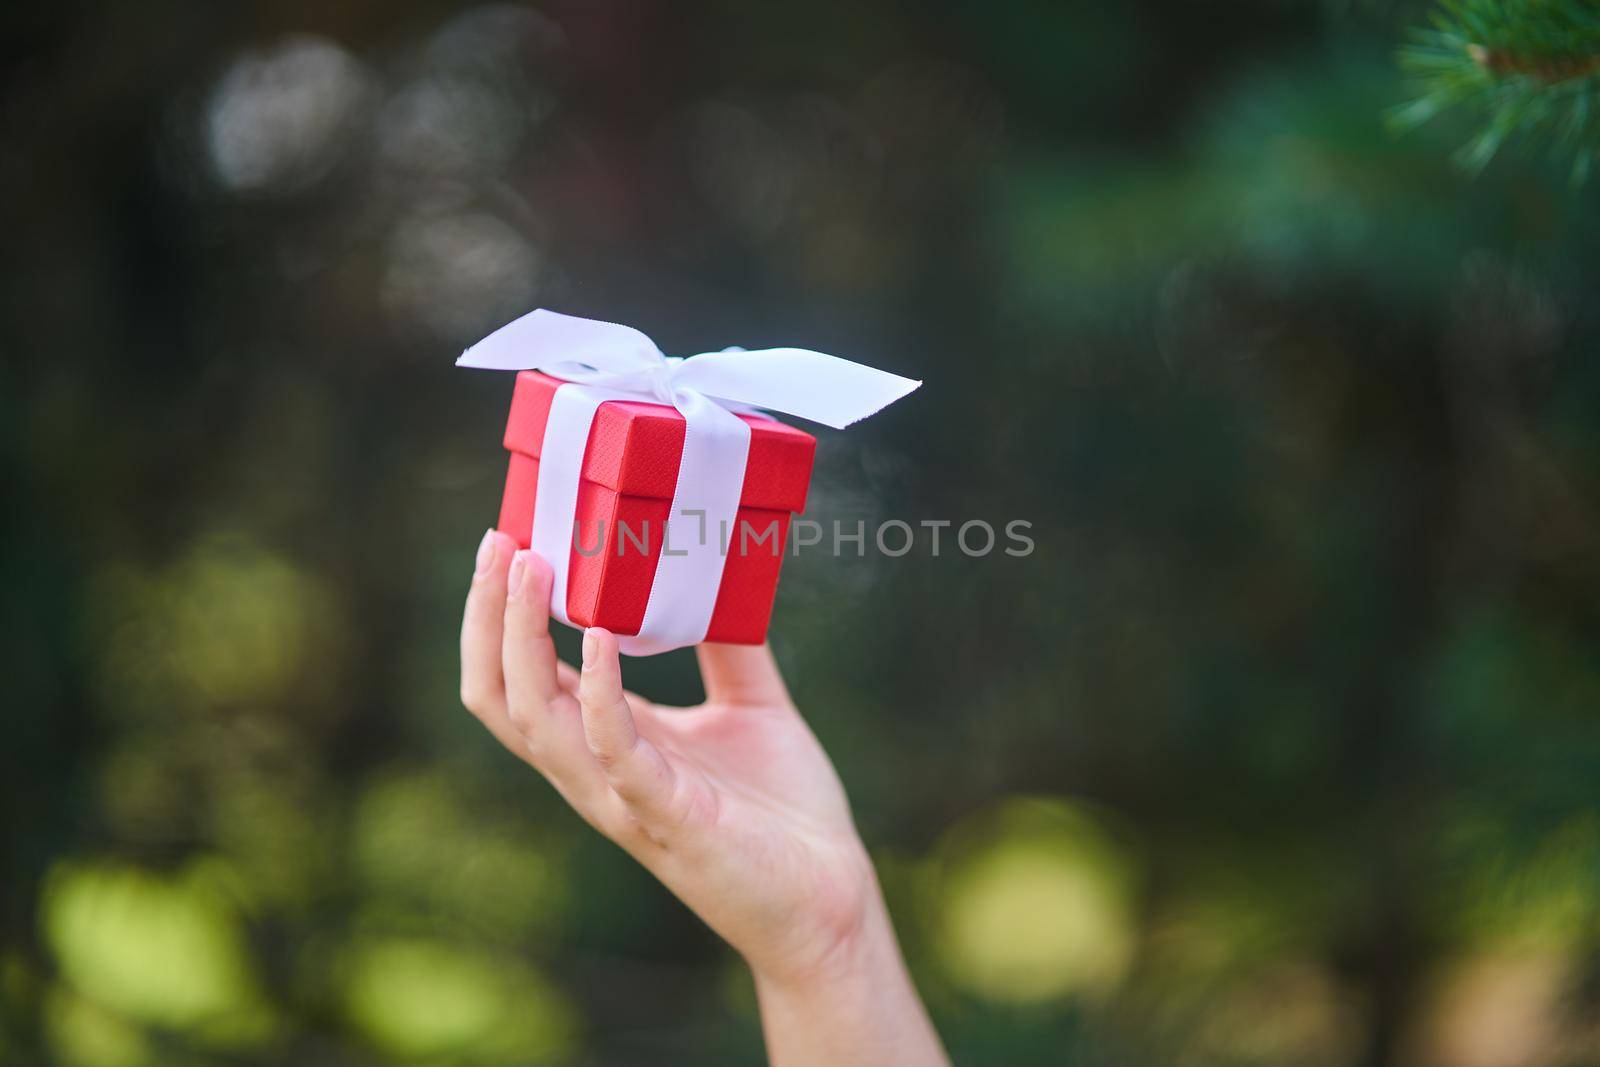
[460,528,869,978]
[459,530,947,1066]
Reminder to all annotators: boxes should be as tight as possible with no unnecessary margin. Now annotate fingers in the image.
[502,550,599,786]
[556,660,581,692]
[461,529,519,742]
[502,551,568,715]
[468,543,689,840]
[579,628,683,829]
[696,642,792,708]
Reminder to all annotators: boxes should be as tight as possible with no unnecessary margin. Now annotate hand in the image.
[460,528,871,980]
[459,531,948,1065]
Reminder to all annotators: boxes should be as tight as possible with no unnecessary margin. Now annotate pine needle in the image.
[1392,0,1600,182]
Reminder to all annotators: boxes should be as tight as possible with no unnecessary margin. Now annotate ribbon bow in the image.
[458,309,919,655]
[457,309,920,428]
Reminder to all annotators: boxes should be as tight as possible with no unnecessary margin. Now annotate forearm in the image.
[751,894,949,1067]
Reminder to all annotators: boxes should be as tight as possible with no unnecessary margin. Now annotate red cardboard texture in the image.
[497,371,817,644]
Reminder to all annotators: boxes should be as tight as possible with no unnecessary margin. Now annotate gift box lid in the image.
[503,371,816,512]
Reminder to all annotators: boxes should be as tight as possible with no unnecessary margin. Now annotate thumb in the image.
[696,642,792,707]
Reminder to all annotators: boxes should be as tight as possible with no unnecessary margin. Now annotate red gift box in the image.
[497,371,817,644]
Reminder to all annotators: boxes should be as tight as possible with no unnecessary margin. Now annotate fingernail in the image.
[582,628,598,669]
[507,550,530,599]
[474,528,497,577]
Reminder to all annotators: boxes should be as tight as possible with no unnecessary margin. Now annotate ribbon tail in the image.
[671,348,921,429]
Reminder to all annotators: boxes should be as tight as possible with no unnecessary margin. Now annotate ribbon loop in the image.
[459,309,663,376]
[459,309,921,427]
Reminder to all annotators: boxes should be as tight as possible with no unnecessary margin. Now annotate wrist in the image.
[748,894,948,1067]
[747,887,899,996]
[736,839,888,991]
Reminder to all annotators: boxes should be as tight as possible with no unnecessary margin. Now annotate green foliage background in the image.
[3,1,1599,1065]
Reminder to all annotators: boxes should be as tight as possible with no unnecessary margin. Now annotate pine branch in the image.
[1466,41,1600,80]
[1392,0,1600,182]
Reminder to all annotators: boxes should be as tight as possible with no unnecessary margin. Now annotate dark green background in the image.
[4,1,1599,1064]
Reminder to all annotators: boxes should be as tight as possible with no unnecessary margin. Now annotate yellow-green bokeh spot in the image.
[92,534,340,716]
[351,770,566,936]
[931,796,1138,1005]
[40,858,275,1046]
[340,936,576,1063]
[1448,810,1600,948]
[44,986,150,1067]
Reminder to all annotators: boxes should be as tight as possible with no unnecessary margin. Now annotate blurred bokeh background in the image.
[4,1,1600,1064]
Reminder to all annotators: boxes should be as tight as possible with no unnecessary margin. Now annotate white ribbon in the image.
[459,309,920,655]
